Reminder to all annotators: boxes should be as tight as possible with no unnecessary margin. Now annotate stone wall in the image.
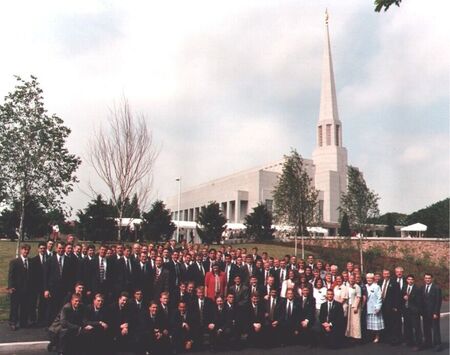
[299,237,449,265]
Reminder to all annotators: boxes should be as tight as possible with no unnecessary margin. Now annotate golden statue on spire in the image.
[325,9,329,25]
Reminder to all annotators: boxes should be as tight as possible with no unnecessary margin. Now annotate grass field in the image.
[0,240,448,321]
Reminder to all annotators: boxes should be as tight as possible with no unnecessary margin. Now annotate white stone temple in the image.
[166,12,349,234]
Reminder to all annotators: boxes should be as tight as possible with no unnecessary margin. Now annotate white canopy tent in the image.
[224,223,246,230]
[114,218,143,231]
[400,223,427,238]
[307,226,329,236]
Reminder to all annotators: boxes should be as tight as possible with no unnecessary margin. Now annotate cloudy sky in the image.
[0,0,448,216]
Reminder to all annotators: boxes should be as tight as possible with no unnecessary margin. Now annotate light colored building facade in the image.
[166,14,349,233]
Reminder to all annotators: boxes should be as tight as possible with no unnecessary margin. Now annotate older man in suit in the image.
[8,244,34,330]
[88,245,113,303]
[152,256,170,301]
[228,275,250,310]
[421,273,442,351]
[379,269,401,344]
[319,289,345,349]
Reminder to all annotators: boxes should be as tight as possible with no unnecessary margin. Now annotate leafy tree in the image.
[406,198,449,237]
[0,76,81,252]
[142,200,176,241]
[339,166,380,233]
[339,212,351,236]
[196,202,226,244]
[368,212,407,226]
[244,203,274,241]
[273,149,318,236]
[76,195,116,242]
[375,0,402,12]
[383,213,397,237]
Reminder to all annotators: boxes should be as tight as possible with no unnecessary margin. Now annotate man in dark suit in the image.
[165,251,184,296]
[240,255,255,285]
[401,274,422,351]
[248,275,264,297]
[274,260,289,291]
[224,293,241,349]
[30,242,48,326]
[128,289,147,317]
[190,286,214,349]
[81,293,110,355]
[394,266,407,343]
[188,254,206,287]
[243,292,266,347]
[8,244,33,330]
[319,289,345,349]
[298,285,316,346]
[421,273,442,351]
[44,241,77,323]
[108,292,133,352]
[279,288,301,346]
[47,294,86,354]
[223,254,239,288]
[115,247,138,297]
[88,245,113,303]
[228,275,250,309]
[379,269,401,344]
[152,256,170,301]
[264,288,281,347]
[135,301,170,355]
[170,301,195,353]
[207,296,229,351]
[135,252,153,302]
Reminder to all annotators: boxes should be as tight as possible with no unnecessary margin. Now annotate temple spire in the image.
[318,9,340,123]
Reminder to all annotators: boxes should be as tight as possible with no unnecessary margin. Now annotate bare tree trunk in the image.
[15,192,26,258]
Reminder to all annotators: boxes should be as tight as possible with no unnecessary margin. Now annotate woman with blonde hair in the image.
[365,273,384,343]
[345,274,362,341]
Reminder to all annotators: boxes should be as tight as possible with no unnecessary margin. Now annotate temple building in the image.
[166,13,349,234]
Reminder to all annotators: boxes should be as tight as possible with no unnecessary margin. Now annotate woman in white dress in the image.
[333,275,349,317]
[313,278,327,319]
[280,269,296,298]
[345,274,362,341]
[365,273,384,343]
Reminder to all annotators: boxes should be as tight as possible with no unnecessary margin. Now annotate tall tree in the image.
[196,202,226,244]
[244,203,274,241]
[339,212,351,236]
[375,0,402,12]
[142,200,176,241]
[273,149,318,236]
[88,98,157,240]
[339,166,380,233]
[0,76,81,254]
[383,213,396,237]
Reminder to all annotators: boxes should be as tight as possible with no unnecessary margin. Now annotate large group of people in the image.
[7,237,443,354]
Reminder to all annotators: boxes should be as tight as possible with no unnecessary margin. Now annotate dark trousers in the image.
[9,290,32,327]
[381,307,398,343]
[321,328,343,349]
[423,314,441,347]
[403,309,422,347]
[30,290,48,324]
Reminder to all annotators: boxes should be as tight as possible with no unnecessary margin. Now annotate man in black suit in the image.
[240,255,255,285]
[248,275,263,297]
[108,292,133,352]
[135,301,170,355]
[224,293,241,349]
[298,286,316,346]
[187,254,206,287]
[115,246,138,297]
[44,241,77,322]
[30,242,48,326]
[223,254,239,288]
[319,289,345,349]
[401,274,422,351]
[8,244,33,330]
[274,260,289,291]
[152,256,170,301]
[279,288,301,346]
[129,289,147,317]
[379,269,401,344]
[81,293,110,355]
[190,286,214,349]
[170,301,195,353]
[207,296,229,351]
[394,266,407,343]
[165,251,184,296]
[264,288,281,347]
[243,292,266,347]
[228,275,250,309]
[135,252,153,302]
[421,273,442,351]
[47,293,86,354]
[88,245,113,303]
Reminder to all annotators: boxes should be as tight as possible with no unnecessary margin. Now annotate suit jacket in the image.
[205,271,227,300]
[223,263,240,286]
[278,298,301,327]
[88,256,114,295]
[115,257,138,293]
[228,284,250,308]
[49,303,85,334]
[108,303,133,337]
[264,297,282,323]
[421,284,442,317]
[44,254,77,294]
[319,300,345,332]
[190,297,214,327]
[135,261,154,298]
[239,263,255,285]
[402,284,422,314]
[299,296,316,326]
[152,267,170,300]
[136,311,168,339]
[164,260,184,291]
[30,253,47,292]
[8,257,33,293]
[274,268,289,289]
[244,302,265,331]
[210,306,227,330]
[378,278,400,311]
[170,310,194,336]
[187,262,206,287]
[83,304,110,329]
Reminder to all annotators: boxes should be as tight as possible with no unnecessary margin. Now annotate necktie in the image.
[280,270,284,282]
[407,286,411,295]
[264,271,268,285]
[303,297,306,308]
[155,268,161,283]
[236,285,240,293]
[141,264,145,272]
[23,258,28,270]
[252,286,256,294]
[287,301,292,318]
[254,305,257,317]
[175,263,180,285]
[426,285,430,294]
[199,300,204,323]
[215,275,220,294]
[126,259,131,274]
[269,299,275,320]
[99,258,105,281]
[327,302,332,322]
[382,280,388,299]
[58,256,63,276]
[398,278,402,289]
